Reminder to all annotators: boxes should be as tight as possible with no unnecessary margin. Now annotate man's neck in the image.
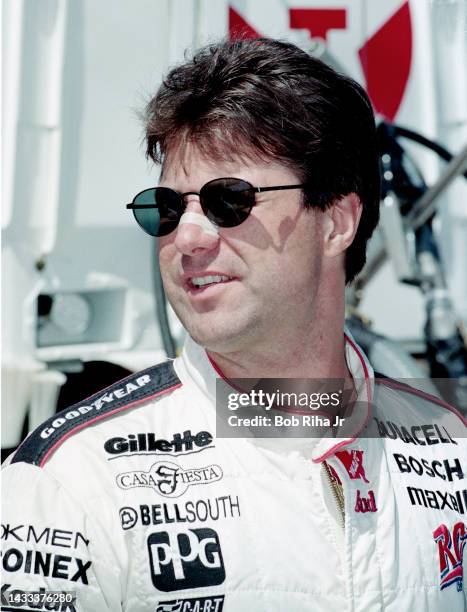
[206,325,358,417]
[207,325,349,381]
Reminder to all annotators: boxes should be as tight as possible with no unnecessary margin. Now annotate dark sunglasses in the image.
[126,177,307,237]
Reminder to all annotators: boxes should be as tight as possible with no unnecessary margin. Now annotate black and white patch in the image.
[12,361,180,467]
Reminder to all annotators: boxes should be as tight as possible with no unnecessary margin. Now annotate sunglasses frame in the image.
[126,177,308,236]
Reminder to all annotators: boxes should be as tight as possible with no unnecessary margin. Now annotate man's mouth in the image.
[190,274,234,289]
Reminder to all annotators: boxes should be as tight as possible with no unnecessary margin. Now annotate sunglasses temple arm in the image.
[126,204,159,209]
[255,184,307,194]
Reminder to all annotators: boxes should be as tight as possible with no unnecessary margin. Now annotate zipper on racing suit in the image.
[323,460,345,528]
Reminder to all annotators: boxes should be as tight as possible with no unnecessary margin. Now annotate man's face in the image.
[158,146,325,355]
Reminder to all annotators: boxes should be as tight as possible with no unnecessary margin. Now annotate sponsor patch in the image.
[105,430,214,459]
[407,486,467,515]
[119,496,241,530]
[1,524,89,550]
[334,449,377,513]
[433,521,466,592]
[355,490,377,513]
[155,595,225,612]
[11,361,181,467]
[147,528,225,592]
[335,449,369,483]
[1,548,91,584]
[39,375,152,440]
[393,453,464,482]
[120,507,139,531]
[116,461,222,497]
[374,419,457,445]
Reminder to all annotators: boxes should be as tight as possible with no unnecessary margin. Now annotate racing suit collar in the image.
[176,327,374,461]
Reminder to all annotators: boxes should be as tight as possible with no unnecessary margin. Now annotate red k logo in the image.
[433,522,466,592]
[335,449,370,483]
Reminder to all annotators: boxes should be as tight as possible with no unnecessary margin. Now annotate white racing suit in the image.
[1,332,466,611]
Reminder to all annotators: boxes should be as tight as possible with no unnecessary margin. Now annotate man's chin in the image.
[185,322,252,355]
[172,302,259,353]
[188,331,238,353]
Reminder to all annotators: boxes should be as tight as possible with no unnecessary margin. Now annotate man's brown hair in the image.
[145,38,380,283]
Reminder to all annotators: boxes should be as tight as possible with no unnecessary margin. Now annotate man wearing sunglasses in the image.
[3,38,466,612]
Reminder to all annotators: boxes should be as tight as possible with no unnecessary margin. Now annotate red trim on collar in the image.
[375,377,467,425]
[344,331,373,404]
[312,333,373,463]
[207,352,226,378]
[206,352,247,395]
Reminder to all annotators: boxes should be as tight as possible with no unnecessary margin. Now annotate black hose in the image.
[152,241,176,358]
[392,125,467,180]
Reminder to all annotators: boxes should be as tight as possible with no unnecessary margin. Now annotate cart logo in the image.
[433,522,466,592]
[155,595,224,611]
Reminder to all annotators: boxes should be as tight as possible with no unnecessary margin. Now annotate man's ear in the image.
[322,193,362,258]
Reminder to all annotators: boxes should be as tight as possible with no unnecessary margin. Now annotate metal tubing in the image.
[407,142,467,230]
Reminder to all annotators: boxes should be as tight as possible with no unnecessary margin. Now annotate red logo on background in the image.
[433,522,466,592]
[289,8,346,43]
[229,2,412,122]
[335,449,370,483]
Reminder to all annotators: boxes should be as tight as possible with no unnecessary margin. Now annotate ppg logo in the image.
[147,528,225,591]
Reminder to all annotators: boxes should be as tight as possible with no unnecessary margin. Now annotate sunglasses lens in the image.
[131,180,255,236]
[201,179,254,227]
[132,188,182,237]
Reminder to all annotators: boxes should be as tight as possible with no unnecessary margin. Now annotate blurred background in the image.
[2,0,467,459]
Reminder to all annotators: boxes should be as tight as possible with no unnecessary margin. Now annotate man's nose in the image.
[173,197,220,255]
